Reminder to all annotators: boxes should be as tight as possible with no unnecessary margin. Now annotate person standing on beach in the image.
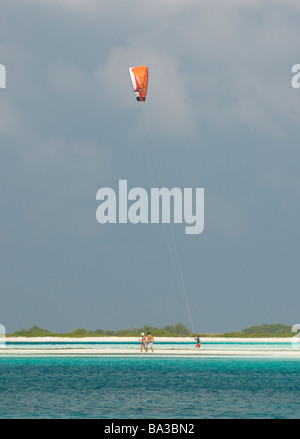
[145,332,154,352]
[139,332,146,352]
[195,335,201,348]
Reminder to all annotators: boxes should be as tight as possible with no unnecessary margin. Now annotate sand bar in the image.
[1,337,300,357]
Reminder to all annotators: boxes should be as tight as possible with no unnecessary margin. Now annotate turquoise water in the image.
[0,355,300,419]
[3,340,296,351]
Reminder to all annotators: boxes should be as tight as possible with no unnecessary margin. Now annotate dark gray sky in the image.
[1,0,300,333]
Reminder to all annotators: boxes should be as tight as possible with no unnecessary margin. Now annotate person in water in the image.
[195,335,201,348]
[145,332,154,352]
[139,332,146,352]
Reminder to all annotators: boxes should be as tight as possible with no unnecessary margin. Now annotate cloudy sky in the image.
[1,0,300,333]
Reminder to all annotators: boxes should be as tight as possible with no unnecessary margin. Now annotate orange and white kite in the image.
[129,65,149,102]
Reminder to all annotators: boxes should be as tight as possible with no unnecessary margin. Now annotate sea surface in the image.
[0,340,300,419]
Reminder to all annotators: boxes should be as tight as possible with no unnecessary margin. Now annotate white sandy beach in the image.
[1,337,300,357]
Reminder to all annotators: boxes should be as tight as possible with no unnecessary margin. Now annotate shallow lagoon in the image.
[0,355,300,418]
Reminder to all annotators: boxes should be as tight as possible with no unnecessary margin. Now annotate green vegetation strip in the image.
[6,323,293,338]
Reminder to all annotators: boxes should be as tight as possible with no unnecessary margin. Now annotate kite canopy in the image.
[129,66,148,101]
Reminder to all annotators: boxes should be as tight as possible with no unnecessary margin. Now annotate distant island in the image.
[7,323,294,338]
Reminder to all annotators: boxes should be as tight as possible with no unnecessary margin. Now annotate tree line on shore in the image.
[7,323,293,338]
